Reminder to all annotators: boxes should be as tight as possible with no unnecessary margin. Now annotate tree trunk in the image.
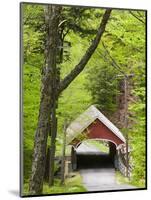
[60,122,67,185]
[48,113,57,186]
[29,7,111,195]
[29,5,61,195]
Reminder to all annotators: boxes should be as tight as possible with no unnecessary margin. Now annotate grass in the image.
[115,171,131,185]
[23,172,86,196]
[115,171,144,188]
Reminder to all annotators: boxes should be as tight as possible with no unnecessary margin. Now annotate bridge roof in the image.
[66,105,126,145]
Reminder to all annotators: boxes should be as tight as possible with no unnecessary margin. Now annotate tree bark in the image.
[60,122,67,185]
[58,9,112,94]
[29,5,61,195]
[29,7,111,195]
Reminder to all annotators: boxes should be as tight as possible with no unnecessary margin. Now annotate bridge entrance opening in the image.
[71,139,117,170]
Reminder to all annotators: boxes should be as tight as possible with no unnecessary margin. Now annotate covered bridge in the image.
[66,105,129,176]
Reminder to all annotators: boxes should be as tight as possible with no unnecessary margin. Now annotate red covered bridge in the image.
[66,105,130,176]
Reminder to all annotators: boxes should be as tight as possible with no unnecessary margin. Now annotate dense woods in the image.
[22,3,146,196]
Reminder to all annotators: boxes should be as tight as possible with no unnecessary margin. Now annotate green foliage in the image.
[62,6,105,37]
[22,3,146,192]
[86,140,109,153]
[57,32,92,140]
[115,171,135,187]
[128,86,146,187]
[23,64,41,182]
[86,60,119,114]
[86,9,146,186]
[23,4,45,66]
[76,132,89,141]
[23,173,86,195]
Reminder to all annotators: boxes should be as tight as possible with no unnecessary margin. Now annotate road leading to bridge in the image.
[76,142,137,191]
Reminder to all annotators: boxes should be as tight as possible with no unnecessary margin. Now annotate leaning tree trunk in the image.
[29,5,61,195]
[58,9,112,94]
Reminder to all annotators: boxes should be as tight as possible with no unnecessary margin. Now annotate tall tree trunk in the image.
[48,105,57,186]
[29,5,61,195]
[29,7,111,195]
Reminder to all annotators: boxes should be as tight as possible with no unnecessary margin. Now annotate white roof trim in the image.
[66,105,126,145]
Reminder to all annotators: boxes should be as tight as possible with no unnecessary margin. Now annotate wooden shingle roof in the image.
[66,105,126,145]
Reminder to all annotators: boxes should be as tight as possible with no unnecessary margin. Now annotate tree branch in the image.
[58,9,112,95]
[129,11,145,24]
[101,41,125,76]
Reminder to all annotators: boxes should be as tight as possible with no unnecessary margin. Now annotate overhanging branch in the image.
[129,11,145,24]
[57,9,112,95]
[101,41,125,76]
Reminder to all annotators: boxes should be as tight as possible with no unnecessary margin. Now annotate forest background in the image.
[0,0,150,200]
[22,3,146,195]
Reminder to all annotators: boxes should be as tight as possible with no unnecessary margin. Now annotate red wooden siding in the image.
[70,118,124,147]
[85,119,124,146]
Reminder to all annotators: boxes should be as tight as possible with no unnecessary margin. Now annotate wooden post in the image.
[60,122,67,185]
[117,73,134,178]
[109,142,116,163]
[71,146,77,171]
[124,76,129,178]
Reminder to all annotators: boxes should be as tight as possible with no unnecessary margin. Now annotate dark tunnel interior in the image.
[76,152,114,169]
